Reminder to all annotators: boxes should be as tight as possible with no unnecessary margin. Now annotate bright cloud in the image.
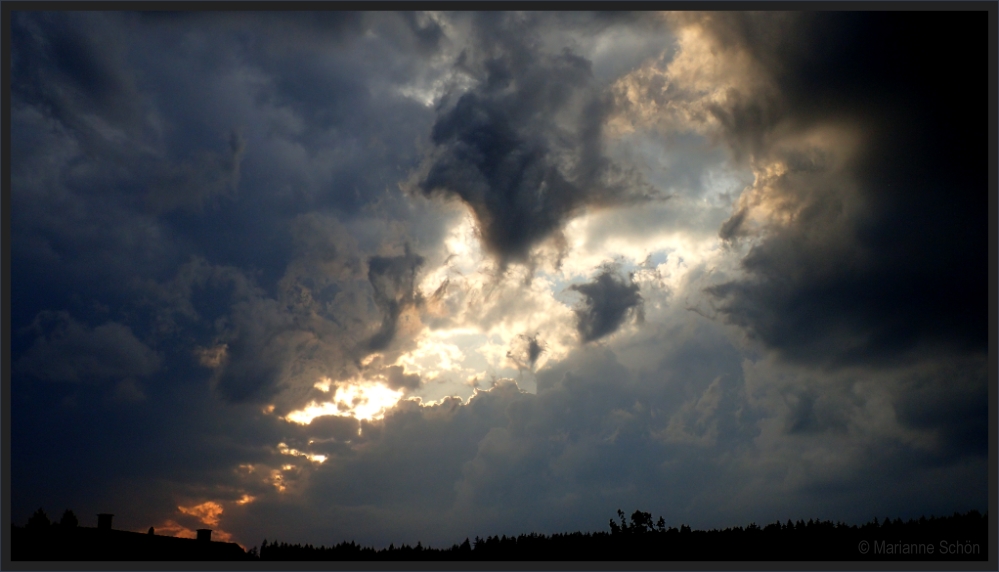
[277,442,327,464]
[285,381,406,424]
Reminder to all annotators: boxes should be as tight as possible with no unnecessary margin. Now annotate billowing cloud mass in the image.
[667,12,985,366]
[10,9,988,553]
[417,13,656,267]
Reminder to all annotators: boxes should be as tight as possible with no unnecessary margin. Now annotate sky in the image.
[8,10,990,550]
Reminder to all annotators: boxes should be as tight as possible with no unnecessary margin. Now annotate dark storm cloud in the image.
[145,131,246,214]
[890,358,989,461]
[142,228,374,407]
[366,246,425,351]
[570,265,643,343]
[11,9,440,303]
[212,299,296,403]
[16,312,161,382]
[10,9,445,528]
[779,389,850,436]
[136,256,302,404]
[11,11,145,147]
[11,8,441,384]
[647,11,990,526]
[691,11,986,364]
[418,13,653,266]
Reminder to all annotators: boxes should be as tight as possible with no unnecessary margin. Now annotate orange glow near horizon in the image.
[146,519,236,545]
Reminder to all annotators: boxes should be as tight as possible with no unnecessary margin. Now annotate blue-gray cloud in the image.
[17,312,161,382]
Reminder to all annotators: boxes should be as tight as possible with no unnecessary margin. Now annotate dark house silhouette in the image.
[13,513,249,561]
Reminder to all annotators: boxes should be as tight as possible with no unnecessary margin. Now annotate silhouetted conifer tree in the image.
[26,509,50,529]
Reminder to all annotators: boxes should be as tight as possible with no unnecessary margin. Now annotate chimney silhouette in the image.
[196,529,212,542]
[97,514,113,530]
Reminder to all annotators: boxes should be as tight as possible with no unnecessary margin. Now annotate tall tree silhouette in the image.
[26,509,50,529]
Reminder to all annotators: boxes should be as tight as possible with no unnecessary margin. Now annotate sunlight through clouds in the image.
[396,334,470,380]
[285,381,405,424]
[277,442,327,464]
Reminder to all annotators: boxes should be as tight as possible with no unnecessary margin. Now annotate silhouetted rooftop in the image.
[12,524,249,561]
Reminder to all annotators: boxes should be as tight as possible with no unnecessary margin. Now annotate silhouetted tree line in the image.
[13,507,987,561]
[25,508,79,529]
[256,509,988,561]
